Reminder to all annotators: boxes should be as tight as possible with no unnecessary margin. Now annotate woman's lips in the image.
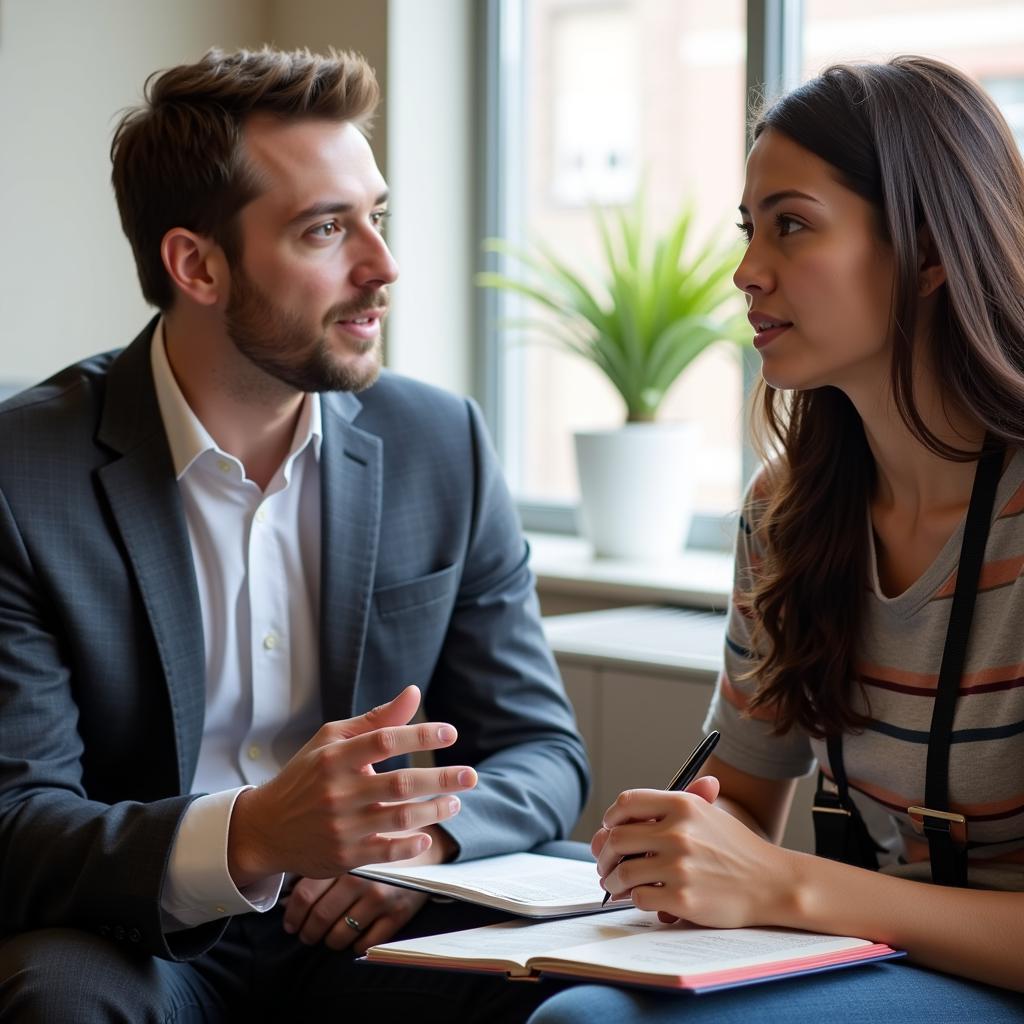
[748,312,793,350]
[753,323,791,349]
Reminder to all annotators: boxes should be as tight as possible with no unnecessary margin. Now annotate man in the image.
[0,46,588,1020]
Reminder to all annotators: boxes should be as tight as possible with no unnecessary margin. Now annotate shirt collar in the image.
[150,317,323,482]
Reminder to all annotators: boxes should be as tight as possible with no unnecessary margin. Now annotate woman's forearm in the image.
[769,847,1024,992]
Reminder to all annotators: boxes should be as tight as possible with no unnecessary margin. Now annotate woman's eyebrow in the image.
[738,189,823,215]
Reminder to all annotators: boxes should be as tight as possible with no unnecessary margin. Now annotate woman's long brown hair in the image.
[743,57,1024,737]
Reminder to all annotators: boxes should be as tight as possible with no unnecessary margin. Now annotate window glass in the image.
[505,0,748,514]
[803,0,1024,123]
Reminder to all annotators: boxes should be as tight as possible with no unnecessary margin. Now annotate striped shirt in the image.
[704,447,1024,890]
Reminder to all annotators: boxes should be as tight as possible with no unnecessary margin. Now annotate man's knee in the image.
[0,927,176,1023]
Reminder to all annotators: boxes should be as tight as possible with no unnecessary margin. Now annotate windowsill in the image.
[542,605,725,681]
[526,532,733,611]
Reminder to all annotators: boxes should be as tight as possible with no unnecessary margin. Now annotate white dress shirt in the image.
[150,321,324,929]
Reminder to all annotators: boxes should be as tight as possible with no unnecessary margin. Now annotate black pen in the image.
[601,730,720,906]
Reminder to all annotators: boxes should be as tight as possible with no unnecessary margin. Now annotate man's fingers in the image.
[284,876,344,937]
[359,831,437,865]
[350,912,402,956]
[282,876,334,935]
[335,721,465,771]
[374,764,477,802]
[320,685,423,743]
[354,793,464,838]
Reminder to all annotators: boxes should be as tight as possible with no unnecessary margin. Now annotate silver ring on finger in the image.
[344,915,364,933]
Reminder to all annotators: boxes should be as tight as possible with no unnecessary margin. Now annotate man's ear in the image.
[916,223,946,298]
[160,228,230,307]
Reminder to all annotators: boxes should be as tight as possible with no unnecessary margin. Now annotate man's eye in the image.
[310,221,340,238]
[371,210,391,232]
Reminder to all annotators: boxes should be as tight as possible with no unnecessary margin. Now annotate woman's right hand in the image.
[592,774,796,929]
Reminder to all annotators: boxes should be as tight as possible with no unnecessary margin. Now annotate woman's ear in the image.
[917,224,946,298]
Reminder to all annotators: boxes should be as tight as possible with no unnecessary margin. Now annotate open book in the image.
[351,852,630,918]
[365,908,902,993]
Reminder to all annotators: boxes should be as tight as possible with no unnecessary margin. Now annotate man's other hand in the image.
[281,823,457,953]
[282,874,427,955]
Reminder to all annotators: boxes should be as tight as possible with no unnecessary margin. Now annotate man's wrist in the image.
[227,787,274,887]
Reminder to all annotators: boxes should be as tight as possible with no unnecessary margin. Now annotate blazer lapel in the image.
[96,324,206,792]
[318,392,382,722]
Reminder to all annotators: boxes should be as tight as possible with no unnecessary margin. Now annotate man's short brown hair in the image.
[111,46,379,310]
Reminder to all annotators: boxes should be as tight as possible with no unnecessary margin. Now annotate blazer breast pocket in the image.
[369,564,459,687]
[374,563,459,618]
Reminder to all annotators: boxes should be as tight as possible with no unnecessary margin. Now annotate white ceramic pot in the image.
[574,423,700,559]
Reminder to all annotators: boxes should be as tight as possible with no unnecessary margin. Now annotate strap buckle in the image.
[812,804,852,817]
[813,775,851,817]
[907,805,967,845]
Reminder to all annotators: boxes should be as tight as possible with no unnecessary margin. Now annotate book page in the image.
[370,908,650,968]
[357,852,609,908]
[541,921,872,976]
[370,909,876,983]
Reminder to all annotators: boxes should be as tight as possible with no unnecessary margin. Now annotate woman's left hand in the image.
[593,776,793,928]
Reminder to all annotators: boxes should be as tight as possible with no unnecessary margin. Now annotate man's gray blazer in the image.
[0,321,589,962]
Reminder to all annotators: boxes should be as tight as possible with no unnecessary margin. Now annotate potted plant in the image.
[477,197,747,559]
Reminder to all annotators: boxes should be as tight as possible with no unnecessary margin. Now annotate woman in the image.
[529,56,1024,1022]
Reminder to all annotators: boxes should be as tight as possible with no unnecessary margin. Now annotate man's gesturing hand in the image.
[227,685,476,887]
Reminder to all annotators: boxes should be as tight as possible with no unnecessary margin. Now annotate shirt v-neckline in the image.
[865,446,1024,620]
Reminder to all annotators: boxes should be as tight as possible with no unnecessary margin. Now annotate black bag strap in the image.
[813,734,882,870]
[916,439,1004,886]
[814,439,1004,887]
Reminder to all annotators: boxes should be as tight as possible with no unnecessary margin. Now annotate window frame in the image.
[475,0,804,550]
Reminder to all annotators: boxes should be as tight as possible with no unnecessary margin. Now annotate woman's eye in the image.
[776,214,804,236]
[736,221,753,242]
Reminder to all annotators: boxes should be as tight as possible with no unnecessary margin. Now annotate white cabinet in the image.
[543,606,818,853]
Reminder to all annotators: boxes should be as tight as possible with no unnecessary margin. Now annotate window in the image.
[481,1,1024,545]
[487,0,748,531]
[802,0,1024,91]
[548,6,639,207]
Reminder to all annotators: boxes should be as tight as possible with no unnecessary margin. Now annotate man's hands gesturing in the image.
[227,685,475,887]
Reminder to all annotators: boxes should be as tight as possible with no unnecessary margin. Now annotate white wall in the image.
[0,0,269,385]
[267,0,390,178]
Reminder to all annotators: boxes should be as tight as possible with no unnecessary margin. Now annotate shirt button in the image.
[255,507,267,524]
[128,928,141,943]
[247,744,262,761]
[263,633,278,651]
[217,458,232,474]
[215,905,227,915]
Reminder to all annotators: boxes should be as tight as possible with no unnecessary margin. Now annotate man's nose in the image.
[353,228,399,289]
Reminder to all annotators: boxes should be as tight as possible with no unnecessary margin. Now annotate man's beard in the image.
[224,267,386,394]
